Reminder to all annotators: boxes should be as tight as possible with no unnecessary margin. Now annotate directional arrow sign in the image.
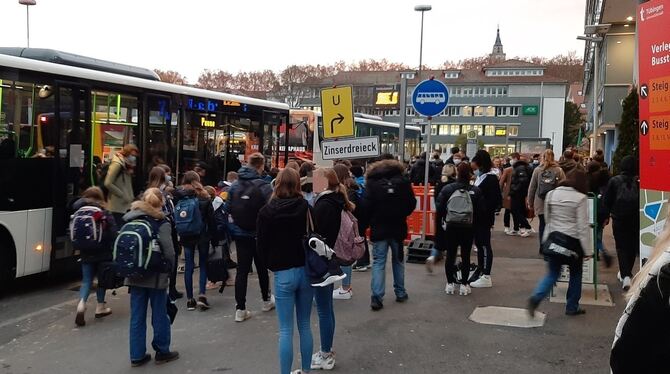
[641,84,649,99]
[321,86,354,139]
[641,120,649,136]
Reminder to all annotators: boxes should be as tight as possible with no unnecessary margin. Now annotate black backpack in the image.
[613,176,639,218]
[230,179,267,231]
[538,169,560,199]
[510,166,530,196]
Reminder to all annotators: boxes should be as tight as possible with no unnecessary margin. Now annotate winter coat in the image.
[509,160,533,200]
[499,166,514,210]
[364,160,417,242]
[410,158,436,185]
[543,186,592,256]
[603,157,639,222]
[224,166,272,238]
[435,181,485,251]
[474,172,501,228]
[123,201,175,290]
[527,165,566,216]
[313,190,345,249]
[173,187,215,246]
[104,154,134,214]
[257,197,309,272]
[71,198,118,263]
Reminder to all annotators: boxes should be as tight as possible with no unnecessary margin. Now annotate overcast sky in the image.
[1,0,587,83]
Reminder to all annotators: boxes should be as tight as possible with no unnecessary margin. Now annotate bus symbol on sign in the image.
[412,79,450,117]
[416,92,446,105]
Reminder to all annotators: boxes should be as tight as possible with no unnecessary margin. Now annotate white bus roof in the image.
[293,110,421,132]
[0,53,290,111]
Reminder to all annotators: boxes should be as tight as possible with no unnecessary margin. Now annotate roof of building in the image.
[494,27,503,47]
[485,59,545,69]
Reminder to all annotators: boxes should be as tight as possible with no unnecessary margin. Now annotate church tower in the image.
[490,26,506,63]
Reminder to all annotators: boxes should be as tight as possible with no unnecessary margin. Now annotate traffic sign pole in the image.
[421,117,432,241]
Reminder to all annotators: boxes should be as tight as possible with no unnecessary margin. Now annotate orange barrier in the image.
[407,185,435,240]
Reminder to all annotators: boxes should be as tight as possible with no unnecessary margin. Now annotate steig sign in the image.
[321,136,380,160]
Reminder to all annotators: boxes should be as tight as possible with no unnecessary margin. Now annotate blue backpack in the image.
[113,218,166,279]
[174,195,203,237]
[70,206,105,251]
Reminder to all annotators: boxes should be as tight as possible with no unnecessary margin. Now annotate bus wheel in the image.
[0,227,17,295]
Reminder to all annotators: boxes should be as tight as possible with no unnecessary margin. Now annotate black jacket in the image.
[72,198,118,263]
[410,158,436,185]
[436,181,485,226]
[173,187,214,246]
[510,160,533,199]
[476,173,502,228]
[256,197,309,272]
[313,191,345,249]
[364,160,417,242]
[603,156,639,221]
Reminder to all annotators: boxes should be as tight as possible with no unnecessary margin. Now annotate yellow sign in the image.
[201,117,215,128]
[321,86,354,139]
[375,91,399,106]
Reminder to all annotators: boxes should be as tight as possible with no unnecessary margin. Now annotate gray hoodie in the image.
[122,201,175,290]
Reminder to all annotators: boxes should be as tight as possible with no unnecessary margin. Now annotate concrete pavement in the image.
[0,218,626,373]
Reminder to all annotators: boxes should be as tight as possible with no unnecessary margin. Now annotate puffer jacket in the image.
[543,186,592,256]
[364,159,416,242]
[123,201,175,290]
[71,198,118,263]
[104,154,134,214]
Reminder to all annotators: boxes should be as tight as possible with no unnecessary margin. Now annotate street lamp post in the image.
[19,0,36,48]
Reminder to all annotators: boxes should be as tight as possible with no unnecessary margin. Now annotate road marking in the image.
[0,299,76,330]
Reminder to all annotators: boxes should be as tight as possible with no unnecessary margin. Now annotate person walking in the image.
[603,156,640,291]
[587,158,613,267]
[174,171,214,311]
[365,157,416,310]
[331,164,360,300]
[426,164,457,272]
[436,163,484,296]
[226,152,274,322]
[499,153,518,235]
[124,188,179,367]
[509,155,533,237]
[527,149,565,251]
[469,150,502,288]
[104,144,139,227]
[257,168,315,374]
[527,169,592,317]
[71,187,118,327]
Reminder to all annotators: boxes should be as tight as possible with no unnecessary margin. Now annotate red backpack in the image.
[334,210,365,266]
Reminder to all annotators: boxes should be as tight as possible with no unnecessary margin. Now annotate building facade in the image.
[299,29,568,157]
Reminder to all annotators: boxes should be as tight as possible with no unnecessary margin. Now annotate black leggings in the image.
[234,236,270,310]
[445,226,474,284]
[613,218,639,278]
[475,226,493,275]
[511,197,531,230]
[503,208,517,229]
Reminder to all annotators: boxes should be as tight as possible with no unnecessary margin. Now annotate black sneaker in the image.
[527,297,540,318]
[565,308,586,316]
[601,250,613,268]
[197,296,210,311]
[370,296,383,311]
[395,294,409,303]
[186,298,197,311]
[131,354,151,367]
[155,351,179,365]
[170,290,184,300]
[225,259,238,269]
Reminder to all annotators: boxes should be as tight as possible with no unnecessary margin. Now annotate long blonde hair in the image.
[541,149,558,169]
[629,212,670,299]
[323,168,355,212]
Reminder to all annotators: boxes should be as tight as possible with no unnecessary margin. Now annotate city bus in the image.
[287,109,422,167]
[0,48,290,285]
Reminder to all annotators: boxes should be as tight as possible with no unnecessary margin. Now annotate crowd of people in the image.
[69,142,642,373]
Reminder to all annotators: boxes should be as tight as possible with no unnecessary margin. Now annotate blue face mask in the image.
[165,175,172,183]
[474,170,482,177]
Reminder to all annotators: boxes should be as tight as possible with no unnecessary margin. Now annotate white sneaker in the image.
[262,295,276,312]
[311,351,335,370]
[519,229,530,238]
[459,284,471,296]
[332,287,353,300]
[235,309,252,322]
[445,283,455,295]
[617,271,623,282]
[622,276,632,291]
[504,227,511,234]
[506,230,519,236]
[470,275,492,288]
[425,256,435,273]
[291,371,305,374]
[311,273,346,287]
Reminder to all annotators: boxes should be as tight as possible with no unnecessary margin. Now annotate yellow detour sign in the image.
[320,86,354,138]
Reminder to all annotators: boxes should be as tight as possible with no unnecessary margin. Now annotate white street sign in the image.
[321,136,380,160]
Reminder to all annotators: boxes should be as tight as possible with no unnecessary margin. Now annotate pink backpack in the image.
[334,210,366,266]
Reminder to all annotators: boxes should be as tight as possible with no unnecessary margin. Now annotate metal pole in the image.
[592,43,599,156]
[26,5,30,48]
[421,117,431,240]
[399,76,408,161]
[419,11,425,73]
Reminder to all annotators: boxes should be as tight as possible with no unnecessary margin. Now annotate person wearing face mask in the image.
[104,144,139,227]
[531,154,541,171]
[469,150,502,288]
[445,147,461,165]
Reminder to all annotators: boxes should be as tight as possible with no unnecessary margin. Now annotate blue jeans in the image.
[184,241,208,299]
[80,262,106,303]
[129,287,171,361]
[274,267,314,374]
[314,284,335,353]
[341,265,352,288]
[371,239,407,301]
[531,258,583,313]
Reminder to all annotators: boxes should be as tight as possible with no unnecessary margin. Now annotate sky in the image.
[1,0,587,83]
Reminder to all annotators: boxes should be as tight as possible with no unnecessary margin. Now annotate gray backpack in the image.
[444,188,474,227]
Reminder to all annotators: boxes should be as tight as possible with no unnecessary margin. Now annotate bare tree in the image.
[196,69,234,91]
[232,70,280,92]
[153,69,187,85]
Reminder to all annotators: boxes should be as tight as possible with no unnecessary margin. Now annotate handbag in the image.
[303,210,329,280]
[206,241,230,292]
[541,231,584,264]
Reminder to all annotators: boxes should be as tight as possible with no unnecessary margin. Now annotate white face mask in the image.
[165,175,172,183]
[453,159,462,165]
[533,160,539,165]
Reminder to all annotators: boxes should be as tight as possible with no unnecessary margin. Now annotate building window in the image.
[510,106,519,117]
[462,106,472,116]
[508,125,519,137]
[473,125,484,136]
[449,106,462,116]
[450,125,461,135]
[474,106,485,117]
[407,106,415,116]
[439,125,449,134]
[462,125,472,134]
[485,106,495,117]
[485,125,495,136]
[431,125,438,135]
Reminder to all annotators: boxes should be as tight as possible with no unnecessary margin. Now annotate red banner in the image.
[639,0,670,190]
